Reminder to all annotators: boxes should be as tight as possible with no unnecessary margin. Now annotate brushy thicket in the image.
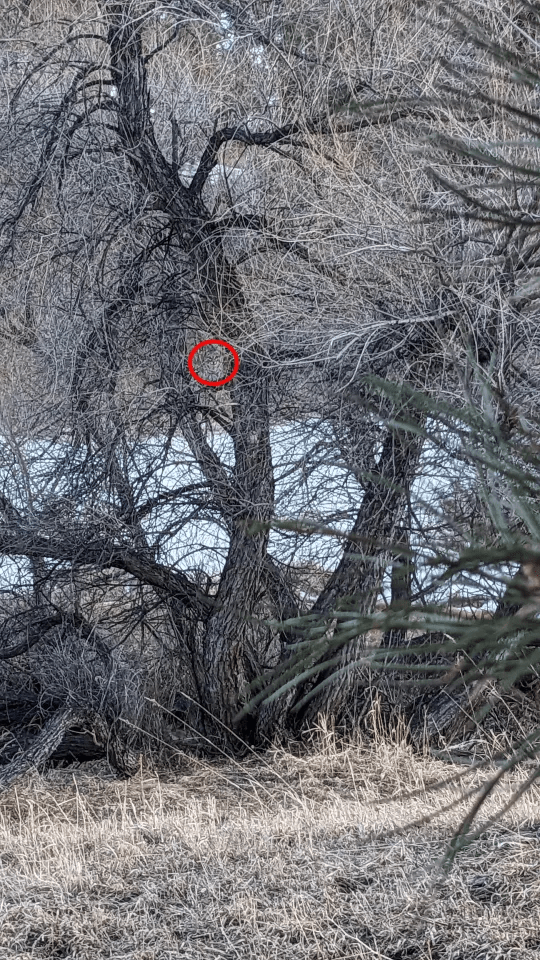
[246,0,540,856]
[3,0,540,875]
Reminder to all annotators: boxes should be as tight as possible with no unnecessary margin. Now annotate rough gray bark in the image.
[290,424,424,727]
[91,713,140,778]
[0,725,105,766]
[406,563,540,748]
[0,706,85,792]
[0,1,519,771]
[103,7,277,739]
[408,679,491,747]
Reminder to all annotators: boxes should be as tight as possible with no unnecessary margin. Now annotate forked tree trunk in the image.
[290,425,424,728]
[103,7,277,744]
[200,358,274,739]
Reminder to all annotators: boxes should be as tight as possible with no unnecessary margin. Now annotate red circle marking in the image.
[187,339,240,387]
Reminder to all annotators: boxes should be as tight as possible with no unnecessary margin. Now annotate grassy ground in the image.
[0,728,539,960]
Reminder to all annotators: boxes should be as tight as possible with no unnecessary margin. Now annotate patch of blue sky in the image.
[0,422,509,610]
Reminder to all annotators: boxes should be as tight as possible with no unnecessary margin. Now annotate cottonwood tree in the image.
[248,3,540,862]
[0,0,531,781]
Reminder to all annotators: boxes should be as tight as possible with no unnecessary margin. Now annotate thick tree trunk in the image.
[290,425,424,728]
[105,8,276,744]
[200,359,274,738]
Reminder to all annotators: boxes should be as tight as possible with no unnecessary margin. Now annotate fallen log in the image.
[0,706,86,792]
[0,727,106,766]
[0,706,139,789]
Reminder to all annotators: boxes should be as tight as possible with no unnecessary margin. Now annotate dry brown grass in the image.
[0,726,539,959]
